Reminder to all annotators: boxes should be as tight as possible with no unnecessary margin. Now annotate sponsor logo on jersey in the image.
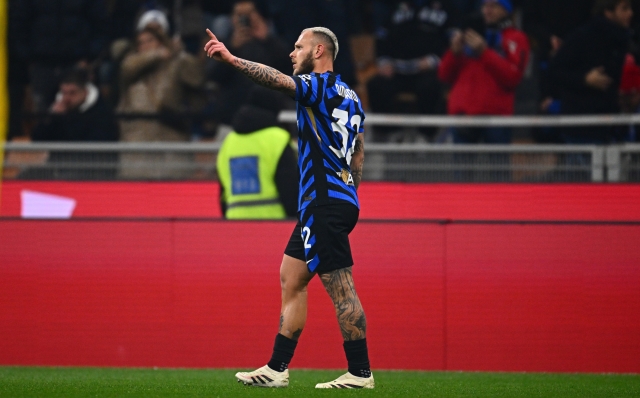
[339,169,355,186]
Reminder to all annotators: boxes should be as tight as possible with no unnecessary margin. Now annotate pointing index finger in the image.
[206,29,217,41]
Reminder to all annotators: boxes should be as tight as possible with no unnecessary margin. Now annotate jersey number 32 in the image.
[330,109,361,165]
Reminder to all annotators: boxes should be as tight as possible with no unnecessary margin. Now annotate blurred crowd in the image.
[7,0,640,145]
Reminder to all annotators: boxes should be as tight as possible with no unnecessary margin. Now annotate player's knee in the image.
[280,275,308,294]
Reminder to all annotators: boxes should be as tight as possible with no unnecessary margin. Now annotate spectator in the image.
[619,54,640,141]
[31,68,118,142]
[100,3,154,106]
[521,0,592,74]
[620,54,640,113]
[102,8,176,107]
[118,24,204,141]
[209,0,290,126]
[522,0,593,58]
[117,24,205,179]
[522,0,593,144]
[29,68,119,180]
[549,0,633,143]
[367,0,455,141]
[217,87,298,219]
[438,0,529,144]
[11,0,110,112]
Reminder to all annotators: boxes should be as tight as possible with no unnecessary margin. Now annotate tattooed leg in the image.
[279,254,315,341]
[320,267,367,341]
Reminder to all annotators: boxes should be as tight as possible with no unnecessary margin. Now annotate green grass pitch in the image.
[0,366,639,397]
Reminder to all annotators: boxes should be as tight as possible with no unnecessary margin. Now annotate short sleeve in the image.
[292,74,322,107]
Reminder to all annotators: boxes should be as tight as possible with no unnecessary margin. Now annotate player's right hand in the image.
[204,29,234,64]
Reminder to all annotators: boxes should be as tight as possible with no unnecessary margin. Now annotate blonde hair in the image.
[303,27,339,61]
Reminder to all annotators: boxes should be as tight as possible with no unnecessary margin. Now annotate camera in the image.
[238,14,251,28]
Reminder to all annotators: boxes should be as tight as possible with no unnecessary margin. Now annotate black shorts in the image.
[284,203,359,274]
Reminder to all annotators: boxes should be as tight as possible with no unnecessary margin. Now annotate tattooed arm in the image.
[350,134,365,190]
[204,29,296,96]
[233,58,296,96]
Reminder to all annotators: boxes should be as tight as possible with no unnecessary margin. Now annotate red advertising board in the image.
[1,218,639,372]
[2,181,640,221]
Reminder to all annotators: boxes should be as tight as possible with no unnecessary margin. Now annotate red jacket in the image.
[438,27,530,115]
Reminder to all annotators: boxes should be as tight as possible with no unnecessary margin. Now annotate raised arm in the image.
[204,29,296,97]
[350,134,364,190]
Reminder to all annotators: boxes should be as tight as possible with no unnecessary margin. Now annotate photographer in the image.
[438,0,529,144]
[117,24,205,179]
[209,1,291,126]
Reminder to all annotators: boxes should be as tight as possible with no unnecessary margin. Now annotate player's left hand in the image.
[204,29,235,64]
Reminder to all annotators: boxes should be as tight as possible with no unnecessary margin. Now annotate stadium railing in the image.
[2,113,640,182]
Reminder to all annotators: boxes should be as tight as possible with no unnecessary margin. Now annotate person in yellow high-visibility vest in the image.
[217,86,298,219]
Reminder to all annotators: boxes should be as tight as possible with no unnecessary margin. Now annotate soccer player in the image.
[205,27,372,389]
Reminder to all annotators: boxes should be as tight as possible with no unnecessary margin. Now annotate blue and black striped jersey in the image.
[292,71,365,211]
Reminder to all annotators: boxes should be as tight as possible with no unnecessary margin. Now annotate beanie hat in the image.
[484,0,513,14]
[137,10,170,34]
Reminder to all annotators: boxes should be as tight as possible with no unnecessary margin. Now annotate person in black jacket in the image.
[29,69,119,180]
[549,0,633,143]
[11,0,109,112]
[32,69,119,143]
[218,86,298,218]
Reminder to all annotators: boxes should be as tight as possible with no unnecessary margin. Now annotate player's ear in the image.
[315,43,324,59]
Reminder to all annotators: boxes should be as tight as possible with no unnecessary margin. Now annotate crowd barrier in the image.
[279,110,640,127]
[3,141,640,183]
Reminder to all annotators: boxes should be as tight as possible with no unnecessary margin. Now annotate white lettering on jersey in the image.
[335,85,359,103]
[300,75,312,86]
